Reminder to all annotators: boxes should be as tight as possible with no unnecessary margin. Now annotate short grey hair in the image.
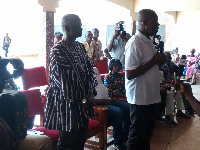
[61,14,81,31]
[137,9,157,22]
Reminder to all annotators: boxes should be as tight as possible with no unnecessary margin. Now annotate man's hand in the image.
[84,97,94,110]
[119,34,127,42]
[178,82,193,97]
[152,53,166,66]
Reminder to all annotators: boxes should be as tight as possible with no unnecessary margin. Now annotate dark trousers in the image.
[104,99,130,145]
[127,104,156,150]
[57,118,89,150]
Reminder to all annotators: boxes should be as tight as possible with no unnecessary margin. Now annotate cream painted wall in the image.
[55,0,133,50]
[173,10,200,56]
[134,0,200,12]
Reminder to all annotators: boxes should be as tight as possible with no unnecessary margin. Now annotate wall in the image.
[173,10,200,55]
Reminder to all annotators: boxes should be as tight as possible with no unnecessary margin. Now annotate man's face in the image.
[55,35,62,43]
[145,17,159,36]
[92,30,99,39]
[112,62,121,73]
[70,20,82,38]
[86,32,93,43]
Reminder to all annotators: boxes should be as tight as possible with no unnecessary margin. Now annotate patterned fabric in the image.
[104,72,125,97]
[45,40,97,132]
[82,40,98,60]
[186,56,197,78]
[94,40,102,60]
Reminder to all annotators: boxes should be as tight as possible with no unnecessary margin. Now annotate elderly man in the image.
[45,14,97,150]
[125,9,166,150]
[82,31,99,66]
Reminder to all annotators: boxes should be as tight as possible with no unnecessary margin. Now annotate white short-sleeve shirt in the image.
[125,31,161,105]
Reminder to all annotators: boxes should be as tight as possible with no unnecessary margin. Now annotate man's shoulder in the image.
[126,35,139,48]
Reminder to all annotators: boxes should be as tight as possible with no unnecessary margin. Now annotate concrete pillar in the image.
[38,11,54,83]
[38,0,60,82]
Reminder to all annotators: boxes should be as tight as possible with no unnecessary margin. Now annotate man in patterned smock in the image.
[45,14,97,150]
[82,31,99,66]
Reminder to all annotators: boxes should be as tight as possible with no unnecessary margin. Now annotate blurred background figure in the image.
[92,28,102,59]
[3,33,11,57]
[82,31,99,66]
[186,48,197,84]
[156,35,164,54]
[54,31,63,45]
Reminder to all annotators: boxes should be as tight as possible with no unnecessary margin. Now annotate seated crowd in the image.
[1,12,199,150]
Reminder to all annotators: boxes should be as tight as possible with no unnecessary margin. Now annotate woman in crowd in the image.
[186,48,198,84]
[104,59,126,98]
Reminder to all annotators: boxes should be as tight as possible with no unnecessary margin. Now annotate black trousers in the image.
[127,104,156,150]
[57,118,89,150]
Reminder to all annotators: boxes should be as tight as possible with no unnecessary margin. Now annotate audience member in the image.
[82,31,99,66]
[104,59,126,98]
[0,117,52,150]
[156,35,164,53]
[171,47,180,64]
[94,67,130,150]
[54,31,63,44]
[125,9,166,150]
[186,48,197,84]
[2,33,11,57]
[45,14,97,150]
[107,22,128,68]
[92,28,102,59]
[160,52,189,125]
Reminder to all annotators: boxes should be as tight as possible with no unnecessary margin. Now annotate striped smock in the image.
[45,40,97,132]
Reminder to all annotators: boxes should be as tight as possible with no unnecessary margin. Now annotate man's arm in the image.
[178,82,200,117]
[108,35,116,52]
[126,53,166,80]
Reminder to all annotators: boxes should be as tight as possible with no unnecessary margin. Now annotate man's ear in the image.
[142,21,148,26]
[65,25,70,32]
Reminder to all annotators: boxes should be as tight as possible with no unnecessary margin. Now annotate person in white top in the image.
[125,9,166,150]
[107,22,128,68]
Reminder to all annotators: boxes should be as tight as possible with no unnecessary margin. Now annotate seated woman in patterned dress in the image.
[104,59,126,98]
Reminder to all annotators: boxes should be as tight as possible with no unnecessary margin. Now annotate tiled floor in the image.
[86,84,200,150]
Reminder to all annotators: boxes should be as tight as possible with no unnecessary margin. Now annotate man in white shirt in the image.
[125,9,166,150]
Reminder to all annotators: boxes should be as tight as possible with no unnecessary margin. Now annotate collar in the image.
[135,30,151,43]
